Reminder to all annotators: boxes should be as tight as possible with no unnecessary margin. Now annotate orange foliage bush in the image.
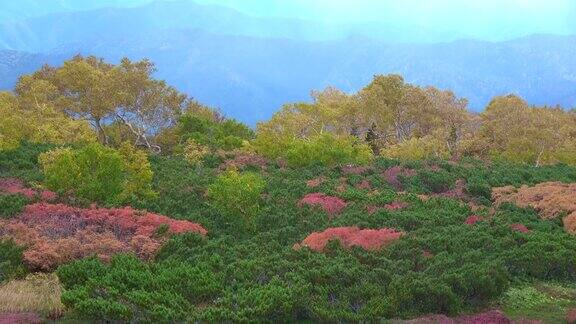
[294,226,404,252]
[0,203,207,271]
[492,182,576,219]
[219,152,268,171]
[492,182,576,234]
[564,212,576,235]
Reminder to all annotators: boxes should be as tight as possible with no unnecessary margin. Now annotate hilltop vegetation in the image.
[1,57,576,322]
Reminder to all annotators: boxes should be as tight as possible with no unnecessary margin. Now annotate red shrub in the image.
[366,205,381,215]
[509,223,530,233]
[566,308,576,324]
[220,152,268,171]
[382,166,416,190]
[306,177,326,188]
[0,178,56,202]
[0,203,207,271]
[366,201,409,215]
[294,226,404,252]
[0,313,42,324]
[464,215,484,225]
[0,178,37,199]
[355,180,372,190]
[422,250,434,259]
[299,193,347,217]
[407,310,512,324]
[384,201,409,211]
[455,310,511,324]
[341,165,370,175]
[437,179,468,201]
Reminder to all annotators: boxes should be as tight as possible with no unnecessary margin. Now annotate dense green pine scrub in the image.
[3,145,572,322]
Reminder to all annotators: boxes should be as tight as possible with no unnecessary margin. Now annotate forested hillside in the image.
[1,57,576,322]
[0,0,575,124]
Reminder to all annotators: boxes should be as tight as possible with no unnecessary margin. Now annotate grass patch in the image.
[0,273,65,318]
[501,283,576,322]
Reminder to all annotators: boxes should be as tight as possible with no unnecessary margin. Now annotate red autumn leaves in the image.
[464,215,530,234]
[299,193,348,217]
[0,178,56,201]
[294,227,404,252]
[0,203,207,271]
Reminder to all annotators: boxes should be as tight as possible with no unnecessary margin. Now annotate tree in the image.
[51,56,118,144]
[14,56,190,153]
[0,88,95,151]
[359,75,439,147]
[475,95,576,166]
[113,58,187,153]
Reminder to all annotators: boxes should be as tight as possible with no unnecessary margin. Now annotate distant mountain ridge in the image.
[0,0,467,52]
[0,1,574,125]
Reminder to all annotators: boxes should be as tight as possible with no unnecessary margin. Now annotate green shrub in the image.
[58,254,223,322]
[0,240,27,282]
[0,141,53,181]
[178,113,254,151]
[465,176,492,200]
[54,154,576,322]
[182,138,209,166]
[207,170,265,228]
[285,134,373,168]
[0,194,28,218]
[39,143,155,204]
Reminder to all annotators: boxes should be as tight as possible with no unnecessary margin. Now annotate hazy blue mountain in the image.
[0,2,574,125]
[0,0,465,52]
[1,31,574,125]
[0,0,154,21]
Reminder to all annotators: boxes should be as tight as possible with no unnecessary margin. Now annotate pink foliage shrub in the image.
[382,166,416,190]
[294,226,404,252]
[384,201,409,211]
[509,223,530,233]
[455,310,511,324]
[306,177,326,188]
[355,179,372,190]
[0,203,207,271]
[0,313,42,324]
[366,201,409,215]
[438,179,468,200]
[566,308,576,324]
[220,152,268,171]
[406,310,511,324]
[299,193,347,217]
[366,205,381,215]
[464,215,484,225]
[341,165,370,175]
[0,178,56,202]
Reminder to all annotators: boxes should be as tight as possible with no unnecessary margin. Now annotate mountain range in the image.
[0,1,575,125]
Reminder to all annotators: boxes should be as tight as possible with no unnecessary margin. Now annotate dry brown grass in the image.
[0,273,64,318]
[492,182,576,234]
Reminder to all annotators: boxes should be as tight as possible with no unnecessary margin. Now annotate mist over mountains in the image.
[0,0,575,125]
